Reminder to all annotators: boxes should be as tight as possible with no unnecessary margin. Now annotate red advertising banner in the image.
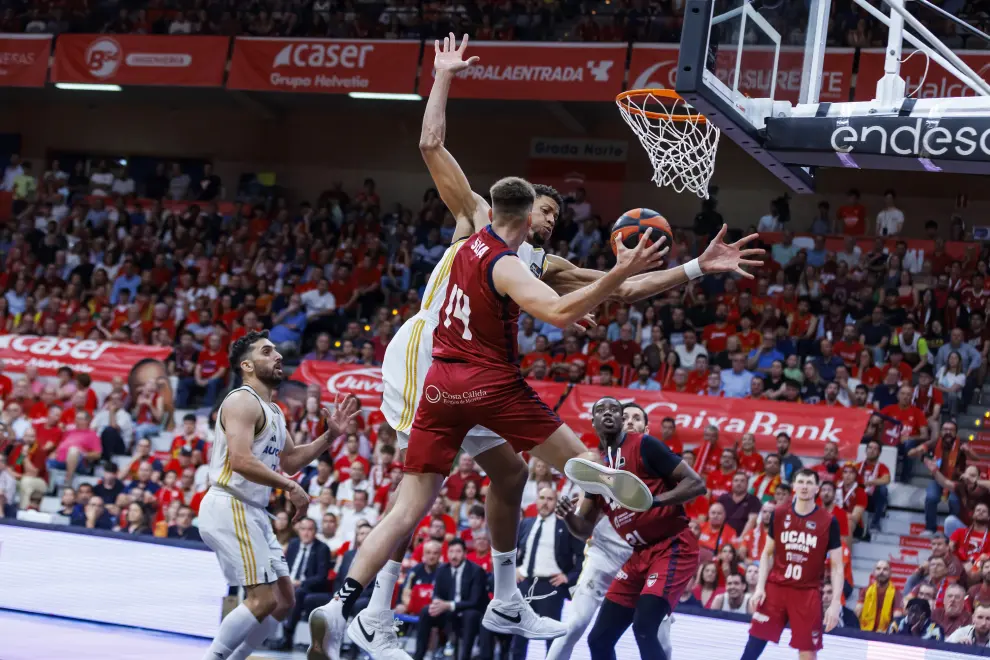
[52,35,228,87]
[628,44,854,104]
[761,232,969,263]
[419,42,626,102]
[0,34,51,87]
[0,335,172,382]
[293,362,868,458]
[227,38,419,94]
[856,49,990,101]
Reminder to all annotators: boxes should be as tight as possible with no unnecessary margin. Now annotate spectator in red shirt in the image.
[694,425,722,477]
[459,504,487,549]
[950,503,990,570]
[857,439,892,533]
[59,391,90,427]
[706,448,738,501]
[882,384,929,452]
[655,416,683,455]
[836,463,868,535]
[177,333,229,408]
[412,517,450,563]
[163,447,194,478]
[333,435,370,482]
[466,527,493,573]
[702,303,733,354]
[8,425,49,506]
[812,440,842,485]
[26,385,57,423]
[837,189,867,235]
[819,480,851,544]
[0,360,12,400]
[415,498,457,542]
[444,453,483,502]
[170,413,205,457]
[833,323,864,366]
[610,323,639,366]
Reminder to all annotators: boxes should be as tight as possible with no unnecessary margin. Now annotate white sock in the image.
[491,549,518,602]
[368,560,401,612]
[227,616,279,660]
[203,604,262,660]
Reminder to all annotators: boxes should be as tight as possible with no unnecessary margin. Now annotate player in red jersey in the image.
[557,396,706,660]
[742,469,845,660]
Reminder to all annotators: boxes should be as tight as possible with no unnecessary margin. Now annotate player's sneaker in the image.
[346,608,412,660]
[307,599,345,660]
[482,591,568,639]
[564,457,654,512]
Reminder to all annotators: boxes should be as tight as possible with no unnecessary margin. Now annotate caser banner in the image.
[0,34,51,87]
[293,362,868,458]
[419,42,626,101]
[856,49,990,101]
[0,335,172,381]
[51,35,228,86]
[227,38,420,94]
[627,44,854,104]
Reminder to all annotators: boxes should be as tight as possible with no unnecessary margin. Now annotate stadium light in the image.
[348,92,422,101]
[55,83,123,92]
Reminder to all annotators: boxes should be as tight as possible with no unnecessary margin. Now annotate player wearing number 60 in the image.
[740,469,845,660]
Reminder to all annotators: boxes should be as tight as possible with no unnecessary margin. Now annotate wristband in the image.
[683,258,704,281]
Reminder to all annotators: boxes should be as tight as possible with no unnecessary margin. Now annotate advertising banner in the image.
[51,35,228,87]
[293,362,869,458]
[0,335,172,382]
[628,44,855,104]
[856,49,990,101]
[227,38,419,94]
[419,42,626,101]
[0,34,51,87]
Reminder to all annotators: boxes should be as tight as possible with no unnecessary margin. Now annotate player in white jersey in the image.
[308,34,764,660]
[547,403,674,660]
[198,331,358,660]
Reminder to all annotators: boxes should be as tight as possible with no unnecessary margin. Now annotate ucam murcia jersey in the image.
[767,503,841,589]
[380,235,545,433]
[209,385,288,508]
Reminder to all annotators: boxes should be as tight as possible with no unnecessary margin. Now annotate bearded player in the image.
[308,33,764,660]
[197,332,359,660]
[742,469,844,660]
[557,397,707,660]
[547,402,675,660]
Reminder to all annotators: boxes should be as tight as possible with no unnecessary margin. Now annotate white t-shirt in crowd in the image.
[112,177,136,196]
[876,207,905,236]
[301,290,337,318]
[90,171,115,194]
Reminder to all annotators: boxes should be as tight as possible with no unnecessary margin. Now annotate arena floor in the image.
[0,608,953,660]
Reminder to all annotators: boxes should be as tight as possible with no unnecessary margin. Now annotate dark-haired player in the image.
[197,331,358,660]
[557,396,707,660]
[741,469,844,660]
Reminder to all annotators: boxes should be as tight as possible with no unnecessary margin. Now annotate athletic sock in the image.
[368,560,401,612]
[227,616,279,660]
[739,636,768,660]
[202,603,262,660]
[336,577,365,619]
[491,549,519,602]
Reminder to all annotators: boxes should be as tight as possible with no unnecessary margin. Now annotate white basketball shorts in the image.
[198,489,289,587]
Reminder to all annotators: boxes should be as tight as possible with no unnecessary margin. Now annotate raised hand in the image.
[614,229,668,276]
[321,392,361,437]
[433,33,479,73]
[698,224,765,279]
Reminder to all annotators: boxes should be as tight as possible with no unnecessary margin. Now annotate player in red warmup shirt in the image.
[743,470,845,660]
[557,396,705,660]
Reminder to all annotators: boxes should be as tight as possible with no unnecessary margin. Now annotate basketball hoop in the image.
[616,89,720,199]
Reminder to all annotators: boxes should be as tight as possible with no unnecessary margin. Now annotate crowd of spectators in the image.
[2,150,990,651]
[0,0,985,48]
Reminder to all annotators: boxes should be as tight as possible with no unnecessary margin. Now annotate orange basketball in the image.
[610,208,672,255]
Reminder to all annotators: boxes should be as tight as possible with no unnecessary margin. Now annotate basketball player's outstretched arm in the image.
[544,225,764,301]
[419,33,488,242]
[222,390,310,517]
[279,393,361,475]
[493,229,665,328]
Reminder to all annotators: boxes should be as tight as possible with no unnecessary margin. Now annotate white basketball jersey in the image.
[209,385,288,508]
[412,237,546,326]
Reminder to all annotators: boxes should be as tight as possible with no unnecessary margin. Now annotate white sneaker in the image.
[307,599,346,660]
[347,608,412,660]
[564,457,654,512]
[482,592,567,639]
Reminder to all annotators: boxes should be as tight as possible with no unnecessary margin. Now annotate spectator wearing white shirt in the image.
[757,199,783,232]
[111,166,136,197]
[876,189,905,236]
[674,329,708,370]
[2,154,23,192]
[307,487,341,525]
[168,163,191,200]
[947,605,990,645]
[518,315,539,356]
[3,401,31,440]
[335,462,372,506]
[338,490,379,543]
[569,187,592,221]
[91,391,134,455]
[0,454,16,506]
[89,160,115,196]
[316,512,348,555]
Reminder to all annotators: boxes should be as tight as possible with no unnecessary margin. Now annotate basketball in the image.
[610,208,672,255]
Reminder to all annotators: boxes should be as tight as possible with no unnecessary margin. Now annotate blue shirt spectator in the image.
[569,219,602,259]
[721,358,756,398]
[812,340,845,382]
[628,365,661,391]
[270,295,308,346]
[111,264,142,304]
[70,496,114,530]
[747,331,785,373]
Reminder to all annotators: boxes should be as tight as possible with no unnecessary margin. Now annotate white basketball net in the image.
[617,90,720,199]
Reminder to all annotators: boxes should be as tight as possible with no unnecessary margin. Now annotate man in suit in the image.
[275,517,332,649]
[414,538,488,660]
[511,487,584,659]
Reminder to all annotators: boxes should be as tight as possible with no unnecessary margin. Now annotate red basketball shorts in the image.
[749,582,824,651]
[605,527,700,609]
[404,360,565,475]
